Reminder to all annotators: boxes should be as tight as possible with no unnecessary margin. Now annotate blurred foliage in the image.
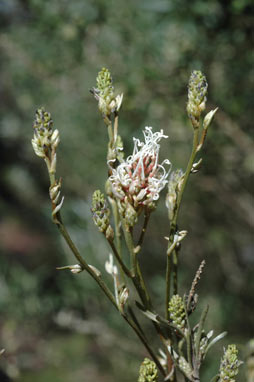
[0,0,253,381]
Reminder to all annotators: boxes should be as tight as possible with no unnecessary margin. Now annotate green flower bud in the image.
[33,107,53,131]
[187,70,208,128]
[96,67,114,98]
[138,358,158,382]
[92,68,123,118]
[219,344,243,382]
[32,107,54,157]
[168,294,186,331]
[32,107,60,162]
[91,190,110,233]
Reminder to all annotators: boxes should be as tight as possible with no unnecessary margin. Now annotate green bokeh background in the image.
[0,1,253,381]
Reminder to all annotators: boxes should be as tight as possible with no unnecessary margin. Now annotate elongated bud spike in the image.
[168,294,186,331]
[91,68,123,118]
[187,70,208,128]
[91,190,111,233]
[32,107,54,158]
[96,67,114,96]
[33,107,53,131]
[219,344,243,382]
[32,108,60,170]
[138,358,158,382]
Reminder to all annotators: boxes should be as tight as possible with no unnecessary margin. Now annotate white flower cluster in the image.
[109,127,171,207]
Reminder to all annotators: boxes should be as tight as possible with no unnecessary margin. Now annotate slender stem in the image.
[107,239,132,278]
[107,121,113,145]
[165,236,179,319]
[108,196,127,284]
[109,197,122,257]
[172,128,200,226]
[56,215,118,310]
[107,121,114,166]
[122,224,137,276]
[132,266,152,310]
[137,209,151,248]
[195,304,209,358]
[172,249,178,295]
[45,156,119,310]
[185,317,192,367]
[127,306,146,338]
[165,253,172,320]
[113,113,119,145]
[45,156,55,185]
[121,219,152,308]
[120,216,174,371]
[128,306,171,382]
[165,128,200,318]
[113,274,119,307]
[123,314,166,377]
[197,127,208,152]
[186,332,192,367]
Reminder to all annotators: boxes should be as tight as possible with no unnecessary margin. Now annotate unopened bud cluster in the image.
[92,68,123,118]
[219,345,242,382]
[91,190,113,239]
[138,358,158,382]
[187,70,208,128]
[31,108,59,159]
[168,294,186,331]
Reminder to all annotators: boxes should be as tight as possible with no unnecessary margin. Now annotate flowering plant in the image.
[31,68,242,381]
